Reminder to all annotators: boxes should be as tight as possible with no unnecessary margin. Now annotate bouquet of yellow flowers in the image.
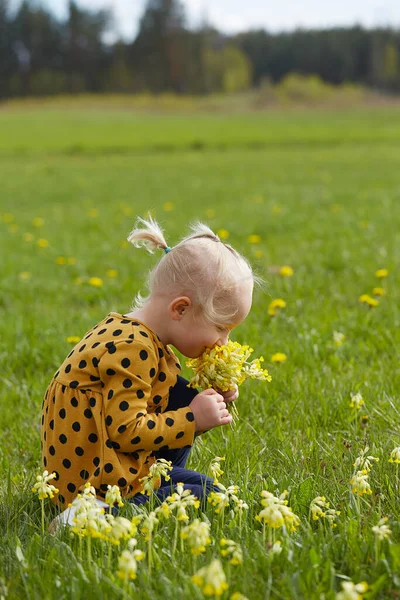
[186,341,271,422]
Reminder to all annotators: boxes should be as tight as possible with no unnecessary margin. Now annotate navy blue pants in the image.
[130,376,217,507]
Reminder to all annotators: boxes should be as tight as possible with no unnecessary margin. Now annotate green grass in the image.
[1,101,400,599]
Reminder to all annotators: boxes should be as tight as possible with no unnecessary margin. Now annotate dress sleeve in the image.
[99,341,196,452]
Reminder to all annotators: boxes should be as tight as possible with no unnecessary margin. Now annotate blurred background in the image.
[1,0,400,104]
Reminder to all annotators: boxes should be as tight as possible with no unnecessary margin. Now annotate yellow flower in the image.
[217,228,230,240]
[359,294,378,307]
[120,240,129,248]
[336,581,368,600]
[349,392,364,410]
[254,250,263,258]
[192,559,228,597]
[32,470,59,500]
[279,265,294,277]
[372,517,392,540]
[255,490,300,532]
[375,269,388,278]
[165,482,200,520]
[181,519,211,555]
[56,256,67,265]
[271,353,287,364]
[106,269,118,277]
[1,212,14,223]
[105,485,124,508]
[350,470,372,496]
[353,447,379,472]
[19,272,31,280]
[187,340,271,394]
[268,298,287,316]
[209,456,225,484]
[388,447,400,464]
[163,202,174,212]
[372,287,385,296]
[66,336,80,344]
[88,277,103,287]
[139,458,172,496]
[205,208,215,218]
[23,232,34,242]
[271,204,282,215]
[248,234,261,244]
[219,538,243,565]
[309,496,340,527]
[88,208,99,218]
[333,331,346,346]
[116,548,144,580]
[37,238,49,248]
[32,217,44,227]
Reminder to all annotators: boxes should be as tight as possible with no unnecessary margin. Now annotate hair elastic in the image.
[164,246,172,254]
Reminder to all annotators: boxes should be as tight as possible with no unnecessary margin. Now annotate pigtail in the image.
[127,215,168,254]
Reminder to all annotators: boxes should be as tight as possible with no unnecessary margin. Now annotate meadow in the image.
[1,99,400,599]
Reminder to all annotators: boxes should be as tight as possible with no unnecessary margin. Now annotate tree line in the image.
[1,0,399,99]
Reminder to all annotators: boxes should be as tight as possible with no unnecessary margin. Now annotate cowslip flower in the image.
[140,511,159,541]
[181,519,211,555]
[335,581,368,600]
[353,447,379,473]
[105,485,124,508]
[372,287,385,296]
[279,265,294,277]
[389,447,400,463]
[187,341,271,394]
[268,298,287,316]
[192,559,229,597]
[271,353,287,363]
[255,490,300,532]
[219,538,243,565]
[139,458,172,496]
[32,470,59,500]
[309,496,340,528]
[375,269,388,278]
[372,517,392,541]
[208,483,247,517]
[209,456,225,484]
[349,392,364,410]
[359,294,378,307]
[350,470,372,496]
[88,277,103,287]
[166,482,200,521]
[333,331,346,346]
[104,515,141,545]
[116,546,145,581]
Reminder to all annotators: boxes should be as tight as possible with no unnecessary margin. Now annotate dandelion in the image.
[268,298,287,317]
[372,287,385,296]
[353,447,379,472]
[219,538,243,565]
[19,272,31,280]
[248,234,261,244]
[56,256,67,265]
[359,294,378,307]
[375,269,388,278]
[350,470,372,496]
[209,456,225,484]
[181,519,211,555]
[217,228,229,240]
[37,238,49,248]
[66,336,80,344]
[32,470,59,534]
[139,458,172,496]
[88,277,103,287]
[23,232,34,242]
[32,217,44,227]
[106,269,118,277]
[105,485,124,509]
[372,517,392,541]
[333,331,346,346]
[116,547,145,581]
[335,581,368,600]
[349,392,364,410]
[192,559,229,597]
[163,202,174,212]
[279,265,294,277]
[186,341,271,422]
[271,353,287,363]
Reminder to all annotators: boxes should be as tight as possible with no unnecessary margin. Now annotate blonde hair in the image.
[128,216,260,324]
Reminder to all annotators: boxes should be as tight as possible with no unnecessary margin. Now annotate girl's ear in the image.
[169,296,192,320]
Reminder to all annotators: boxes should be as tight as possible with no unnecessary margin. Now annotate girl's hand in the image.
[189,388,232,432]
[216,384,239,403]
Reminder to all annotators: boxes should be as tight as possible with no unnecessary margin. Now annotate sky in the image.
[17,0,400,40]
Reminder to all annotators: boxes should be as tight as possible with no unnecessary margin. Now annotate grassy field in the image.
[1,100,400,599]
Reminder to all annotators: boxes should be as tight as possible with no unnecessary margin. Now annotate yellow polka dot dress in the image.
[41,313,196,508]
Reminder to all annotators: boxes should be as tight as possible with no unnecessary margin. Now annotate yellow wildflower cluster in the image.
[192,559,229,597]
[181,519,211,555]
[349,392,364,410]
[353,447,379,473]
[388,447,400,464]
[32,470,59,500]
[139,458,172,496]
[335,581,368,600]
[208,483,248,516]
[255,490,300,532]
[268,298,286,317]
[350,471,372,496]
[271,352,287,363]
[116,543,145,581]
[333,331,346,347]
[309,496,340,528]
[372,517,392,541]
[219,538,243,565]
[165,482,200,521]
[209,456,225,484]
[187,340,271,393]
[279,265,294,277]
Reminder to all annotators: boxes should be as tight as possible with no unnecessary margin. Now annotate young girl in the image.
[41,217,255,517]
